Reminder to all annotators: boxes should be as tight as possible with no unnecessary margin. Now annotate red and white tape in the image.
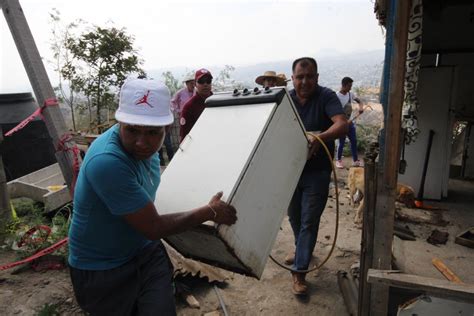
[0,237,68,271]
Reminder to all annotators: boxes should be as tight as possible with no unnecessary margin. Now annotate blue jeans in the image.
[337,122,358,161]
[288,169,331,271]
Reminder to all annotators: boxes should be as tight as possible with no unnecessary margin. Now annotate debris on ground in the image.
[183,293,200,309]
[431,258,463,284]
[427,229,449,246]
[165,243,229,283]
[395,207,448,226]
[393,222,416,241]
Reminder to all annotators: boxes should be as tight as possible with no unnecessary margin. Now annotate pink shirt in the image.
[171,88,194,114]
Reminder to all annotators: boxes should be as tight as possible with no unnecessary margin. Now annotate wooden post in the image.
[369,0,411,315]
[0,126,13,234]
[359,149,378,316]
[2,0,77,188]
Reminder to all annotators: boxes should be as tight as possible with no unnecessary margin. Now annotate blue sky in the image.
[1,0,385,92]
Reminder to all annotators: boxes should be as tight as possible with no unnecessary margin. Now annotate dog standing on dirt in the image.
[347,167,416,225]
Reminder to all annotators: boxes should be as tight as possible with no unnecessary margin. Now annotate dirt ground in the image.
[0,157,362,316]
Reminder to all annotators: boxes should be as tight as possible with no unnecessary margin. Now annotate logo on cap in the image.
[136,90,153,108]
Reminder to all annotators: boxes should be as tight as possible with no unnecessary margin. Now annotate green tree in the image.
[161,71,180,96]
[213,65,244,92]
[49,9,84,131]
[63,25,145,132]
[353,86,365,97]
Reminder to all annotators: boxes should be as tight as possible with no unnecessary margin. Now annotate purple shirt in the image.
[171,87,194,114]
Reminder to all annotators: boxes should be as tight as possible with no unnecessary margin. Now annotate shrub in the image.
[341,124,380,157]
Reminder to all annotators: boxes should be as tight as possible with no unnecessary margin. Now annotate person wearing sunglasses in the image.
[179,68,213,141]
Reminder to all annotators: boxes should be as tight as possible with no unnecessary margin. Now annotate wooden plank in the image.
[370,0,412,314]
[367,269,474,303]
[382,0,411,188]
[2,0,78,188]
[432,258,464,284]
[369,185,395,315]
[358,156,377,316]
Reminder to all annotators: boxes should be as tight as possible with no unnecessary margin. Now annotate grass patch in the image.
[36,303,61,316]
[1,199,71,260]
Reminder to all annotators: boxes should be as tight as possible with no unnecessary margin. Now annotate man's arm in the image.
[352,93,364,112]
[85,154,236,241]
[179,101,191,141]
[308,114,348,157]
[318,113,348,141]
[124,191,237,240]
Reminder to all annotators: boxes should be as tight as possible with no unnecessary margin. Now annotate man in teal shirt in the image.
[68,78,237,315]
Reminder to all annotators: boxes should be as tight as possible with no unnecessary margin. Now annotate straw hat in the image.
[277,73,290,86]
[255,71,280,85]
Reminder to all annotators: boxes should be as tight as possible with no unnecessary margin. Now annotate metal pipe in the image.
[214,285,229,316]
[337,270,358,316]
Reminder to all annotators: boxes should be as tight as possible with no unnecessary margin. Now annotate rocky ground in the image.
[0,157,362,316]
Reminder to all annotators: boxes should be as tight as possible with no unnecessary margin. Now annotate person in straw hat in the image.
[255,70,288,88]
[277,73,290,87]
[68,78,237,315]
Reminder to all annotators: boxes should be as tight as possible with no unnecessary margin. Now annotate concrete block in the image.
[7,163,71,212]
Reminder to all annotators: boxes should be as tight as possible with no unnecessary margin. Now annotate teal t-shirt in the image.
[68,124,160,270]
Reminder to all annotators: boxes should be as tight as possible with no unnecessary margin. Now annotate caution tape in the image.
[17,225,51,248]
[0,237,68,271]
[56,133,81,196]
[4,98,58,136]
[4,97,81,196]
[1,98,76,271]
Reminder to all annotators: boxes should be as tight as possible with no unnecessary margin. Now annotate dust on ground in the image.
[0,158,361,316]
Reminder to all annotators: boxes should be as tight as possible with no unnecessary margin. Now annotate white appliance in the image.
[155,88,308,278]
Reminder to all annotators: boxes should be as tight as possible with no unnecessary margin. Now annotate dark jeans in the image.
[288,169,331,271]
[70,241,176,316]
[337,122,358,161]
[159,133,174,165]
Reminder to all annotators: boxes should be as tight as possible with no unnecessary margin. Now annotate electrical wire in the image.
[269,132,340,273]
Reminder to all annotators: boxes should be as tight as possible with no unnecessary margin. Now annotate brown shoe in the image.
[291,273,308,295]
[284,251,295,265]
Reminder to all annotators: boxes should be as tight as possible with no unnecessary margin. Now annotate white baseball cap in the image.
[115,78,174,126]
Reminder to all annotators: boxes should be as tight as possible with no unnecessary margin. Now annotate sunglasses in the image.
[197,77,212,85]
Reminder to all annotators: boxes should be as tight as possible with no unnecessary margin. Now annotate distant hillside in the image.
[147,49,384,92]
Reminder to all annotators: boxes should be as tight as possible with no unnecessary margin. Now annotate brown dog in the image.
[347,167,415,225]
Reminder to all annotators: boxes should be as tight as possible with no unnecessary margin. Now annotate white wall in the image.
[399,67,454,200]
